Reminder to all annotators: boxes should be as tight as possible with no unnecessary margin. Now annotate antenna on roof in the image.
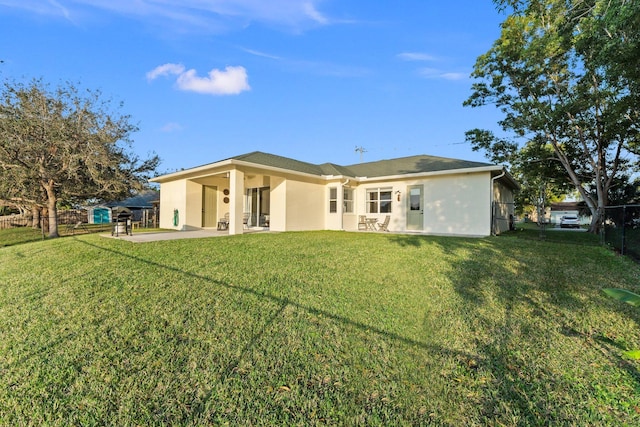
[355,146,367,163]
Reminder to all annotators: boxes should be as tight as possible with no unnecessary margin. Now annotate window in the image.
[329,187,337,213]
[366,188,392,214]
[343,188,354,213]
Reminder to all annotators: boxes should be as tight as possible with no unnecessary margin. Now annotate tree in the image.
[464,0,640,232]
[0,79,159,237]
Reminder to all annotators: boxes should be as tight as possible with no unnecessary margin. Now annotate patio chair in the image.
[243,212,250,229]
[377,215,390,232]
[358,215,367,230]
[217,212,229,230]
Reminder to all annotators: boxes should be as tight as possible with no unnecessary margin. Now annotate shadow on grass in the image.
[75,237,480,365]
[417,234,640,423]
[63,233,640,423]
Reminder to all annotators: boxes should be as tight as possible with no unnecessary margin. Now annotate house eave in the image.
[150,159,236,183]
[150,158,519,189]
[355,165,506,182]
[151,158,347,183]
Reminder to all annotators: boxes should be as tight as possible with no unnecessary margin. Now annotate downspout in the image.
[490,169,506,236]
[341,179,350,230]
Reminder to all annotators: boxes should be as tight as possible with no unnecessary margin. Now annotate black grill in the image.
[112,207,133,237]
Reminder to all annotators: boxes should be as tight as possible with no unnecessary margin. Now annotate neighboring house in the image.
[550,202,590,225]
[105,189,160,224]
[150,151,519,237]
[86,190,160,226]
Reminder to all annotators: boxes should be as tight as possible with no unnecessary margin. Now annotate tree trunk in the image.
[43,181,59,238]
[589,210,601,233]
[31,205,41,229]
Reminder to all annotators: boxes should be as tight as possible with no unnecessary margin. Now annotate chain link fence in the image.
[1,207,158,234]
[603,205,640,261]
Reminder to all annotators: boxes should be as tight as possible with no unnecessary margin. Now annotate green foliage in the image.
[602,288,640,359]
[602,288,640,307]
[0,78,160,237]
[1,231,640,425]
[466,0,640,232]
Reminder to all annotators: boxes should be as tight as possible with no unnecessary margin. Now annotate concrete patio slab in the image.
[103,229,226,243]
[103,228,269,243]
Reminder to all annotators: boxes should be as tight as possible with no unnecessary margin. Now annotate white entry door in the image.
[406,185,423,231]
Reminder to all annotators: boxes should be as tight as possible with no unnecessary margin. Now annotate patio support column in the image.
[229,168,244,235]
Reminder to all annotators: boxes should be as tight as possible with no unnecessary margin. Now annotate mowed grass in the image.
[1,230,640,425]
[0,227,45,247]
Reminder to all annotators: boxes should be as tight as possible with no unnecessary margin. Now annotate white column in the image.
[229,168,244,235]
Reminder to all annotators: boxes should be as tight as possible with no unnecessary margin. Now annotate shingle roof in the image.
[105,189,159,208]
[228,151,494,178]
[231,151,326,176]
[342,154,493,178]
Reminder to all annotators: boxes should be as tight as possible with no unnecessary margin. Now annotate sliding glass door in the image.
[246,187,270,227]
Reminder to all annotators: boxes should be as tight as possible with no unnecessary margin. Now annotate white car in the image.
[560,214,580,229]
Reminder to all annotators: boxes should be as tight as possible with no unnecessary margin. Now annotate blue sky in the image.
[1,0,506,173]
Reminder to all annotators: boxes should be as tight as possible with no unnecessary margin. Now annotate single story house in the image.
[105,189,160,226]
[550,201,590,226]
[150,151,519,237]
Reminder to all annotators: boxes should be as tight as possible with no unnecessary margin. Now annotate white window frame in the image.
[366,187,392,214]
[343,188,354,213]
[329,187,338,213]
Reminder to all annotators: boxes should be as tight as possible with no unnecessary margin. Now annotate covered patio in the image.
[150,152,333,235]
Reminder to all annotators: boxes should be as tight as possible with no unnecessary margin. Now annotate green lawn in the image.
[0,227,46,247]
[1,230,640,425]
[0,225,168,248]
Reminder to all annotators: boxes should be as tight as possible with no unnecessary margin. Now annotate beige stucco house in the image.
[150,151,519,237]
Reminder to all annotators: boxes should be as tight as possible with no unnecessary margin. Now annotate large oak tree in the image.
[465,0,640,232]
[0,79,159,237]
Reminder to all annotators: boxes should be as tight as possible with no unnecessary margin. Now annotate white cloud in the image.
[0,0,72,20]
[419,68,468,81]
[176,66,250,95]
[2,0,333,33]
[439,72,468,81]
[303,1,328,25]
[240,48,282,60]
[147,63,251,95]
[146,63,186,81]
[397,52,437,62]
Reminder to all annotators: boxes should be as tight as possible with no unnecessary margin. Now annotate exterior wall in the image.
[493,180,515,234]
[269,176,287,232]
[158,179,209,230]
[285,179,325,231]
[200,181,230,219]
[353,182,403,232]
[184,180,203,230]
[422,173,491,236]
[349,172,492,236]
[158,179,188,230]
[325,181,347,231]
